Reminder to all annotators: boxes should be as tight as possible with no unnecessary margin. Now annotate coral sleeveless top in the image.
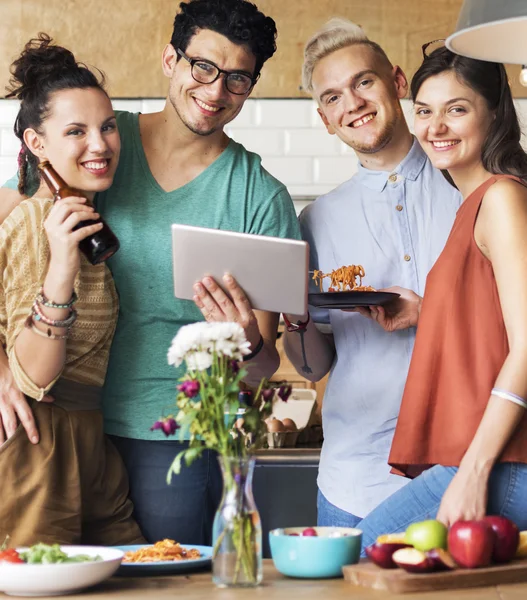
[389,175,527,477]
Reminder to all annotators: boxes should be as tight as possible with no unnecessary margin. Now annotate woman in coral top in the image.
[355,45,527,548]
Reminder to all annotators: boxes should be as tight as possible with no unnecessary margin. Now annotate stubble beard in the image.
[351,117,397,155]
[170,95,221,137]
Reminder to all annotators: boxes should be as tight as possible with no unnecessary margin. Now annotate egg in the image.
[281,418,298,432]
[267,418,285,432]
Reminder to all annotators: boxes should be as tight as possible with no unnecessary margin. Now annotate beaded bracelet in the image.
[32,300,77,329]
[242,335,264,362]
[36,287,78,310]
[24,315,70,340]
[491,387,527,410]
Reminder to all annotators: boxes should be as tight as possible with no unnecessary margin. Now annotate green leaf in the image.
[167,451,184,483]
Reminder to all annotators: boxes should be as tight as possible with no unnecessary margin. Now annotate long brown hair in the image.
[411,47,527,182]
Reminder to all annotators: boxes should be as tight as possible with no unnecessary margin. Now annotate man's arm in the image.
[282,313,335,382]
[0,188,26,224]
[351,286,422,331]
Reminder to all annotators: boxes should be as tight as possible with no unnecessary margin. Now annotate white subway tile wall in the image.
[2,98,527,213]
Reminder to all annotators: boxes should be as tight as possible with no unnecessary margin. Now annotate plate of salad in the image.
[0,542,124,596]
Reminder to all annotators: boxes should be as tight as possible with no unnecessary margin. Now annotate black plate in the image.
[308,291,400,309]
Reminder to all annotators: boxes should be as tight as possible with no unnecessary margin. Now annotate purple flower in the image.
[261,388,275,402]
[230,360,240,375]
[177,380,200,398]
[278,384,292,402]
[150,416,180,437]
[162,417,179,436]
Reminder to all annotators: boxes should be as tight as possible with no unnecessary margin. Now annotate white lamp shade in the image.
[446,0,527,64]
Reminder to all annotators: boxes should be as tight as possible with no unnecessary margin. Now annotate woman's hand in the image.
[192,274,261,349]
[44,196,103,278]
[436,465,489,526]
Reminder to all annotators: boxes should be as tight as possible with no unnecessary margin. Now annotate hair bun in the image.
[6,33,79,100]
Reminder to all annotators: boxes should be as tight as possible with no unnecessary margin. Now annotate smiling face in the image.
[413,70,495,173]
[312,44,407,156]
[25,87,119,199]
[164,29,256,137]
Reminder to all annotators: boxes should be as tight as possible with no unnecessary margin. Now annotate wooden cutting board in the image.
[343,559,527,593]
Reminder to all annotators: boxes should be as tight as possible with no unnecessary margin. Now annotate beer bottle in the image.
[38,160,119,265]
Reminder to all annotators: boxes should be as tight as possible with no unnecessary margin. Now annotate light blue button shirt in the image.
[300,139,462,517]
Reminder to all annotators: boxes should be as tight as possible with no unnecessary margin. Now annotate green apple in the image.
[405,520,448,552]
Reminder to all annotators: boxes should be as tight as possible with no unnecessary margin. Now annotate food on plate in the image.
[0,548,23,564]
[447,520,494,568]
[312,265,375,293]
[404,519,448,552]
[483,515,520,563]
[122,539,201,563]
[0,543,102,565]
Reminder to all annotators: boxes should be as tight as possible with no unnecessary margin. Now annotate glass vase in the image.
[212,455,262,587]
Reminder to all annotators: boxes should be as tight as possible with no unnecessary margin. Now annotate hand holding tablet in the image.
[171,224,309,315]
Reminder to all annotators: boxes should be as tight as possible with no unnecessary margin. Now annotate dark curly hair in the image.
[170,0,277,79]
[411,47,527,182]
[5,33,107,195]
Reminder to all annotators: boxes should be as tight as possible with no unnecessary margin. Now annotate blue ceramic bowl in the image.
[269,526,362,578]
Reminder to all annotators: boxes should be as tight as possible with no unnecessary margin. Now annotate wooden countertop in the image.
[21,561,527,599]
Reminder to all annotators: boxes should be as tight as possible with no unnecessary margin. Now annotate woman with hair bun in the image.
[0,33,144,546]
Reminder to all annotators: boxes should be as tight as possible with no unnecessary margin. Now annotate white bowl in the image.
[0,546,124,597]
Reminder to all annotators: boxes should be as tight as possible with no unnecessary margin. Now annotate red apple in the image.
[302,527,317,537]
[483,516,520,563]
[392,548,436,573]
[425,548,457,571]
[365,542,411,569]
[448,520,495,568]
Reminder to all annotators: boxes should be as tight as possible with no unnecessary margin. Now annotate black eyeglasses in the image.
[176,48,258,95]
[421,39,446,59]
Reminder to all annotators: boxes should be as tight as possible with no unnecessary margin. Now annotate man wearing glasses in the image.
[0,0,300,544]
[282,19,461,527]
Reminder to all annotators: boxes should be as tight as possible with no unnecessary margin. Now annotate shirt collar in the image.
[356,137,428,192]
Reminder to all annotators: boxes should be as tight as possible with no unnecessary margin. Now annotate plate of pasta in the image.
[309,265,399,309]
[113,539,212,575]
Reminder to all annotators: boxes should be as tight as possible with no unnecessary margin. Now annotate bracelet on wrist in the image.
[242,335,264,362]
[32,301,77,329]
[37,287,78,310]
[25,315,70,340]
[283,312,310,333]
[491,387,527,410]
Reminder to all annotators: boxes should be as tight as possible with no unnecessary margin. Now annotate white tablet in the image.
[172,224,308,315]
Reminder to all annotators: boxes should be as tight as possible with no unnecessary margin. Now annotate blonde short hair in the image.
[302,17,392,94]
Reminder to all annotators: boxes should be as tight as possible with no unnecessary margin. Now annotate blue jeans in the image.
[317,489,361,527]
[109,436,223,545]
[357,463,527,554]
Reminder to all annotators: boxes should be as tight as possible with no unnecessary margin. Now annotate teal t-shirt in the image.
[6,111,301,440]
